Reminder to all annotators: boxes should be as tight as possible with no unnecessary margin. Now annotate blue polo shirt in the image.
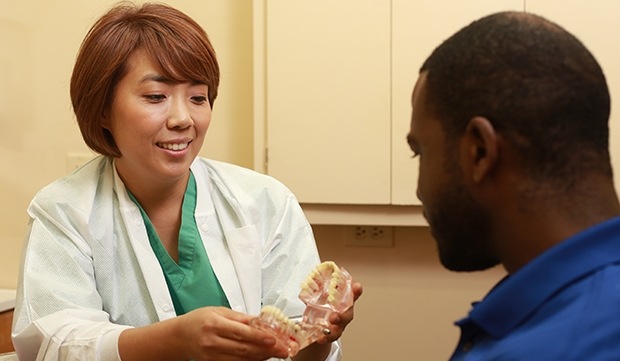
[451,216,620,361]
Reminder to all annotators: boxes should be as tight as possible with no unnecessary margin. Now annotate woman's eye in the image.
[145,94,166,102]
[191,95,208,105]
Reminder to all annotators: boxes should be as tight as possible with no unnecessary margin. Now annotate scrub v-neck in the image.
[128,172,230,315]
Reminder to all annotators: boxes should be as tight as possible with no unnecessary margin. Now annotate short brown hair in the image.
[70,2,220,157]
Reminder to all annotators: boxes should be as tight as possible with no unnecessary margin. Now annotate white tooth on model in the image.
[299,261,351,309]
[250,305,309,357]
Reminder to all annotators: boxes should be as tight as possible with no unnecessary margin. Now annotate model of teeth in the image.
[299,261,354,326]
[249,305,323,356]
[250,261,354,356]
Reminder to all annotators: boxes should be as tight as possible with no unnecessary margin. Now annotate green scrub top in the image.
[129,172,230,315]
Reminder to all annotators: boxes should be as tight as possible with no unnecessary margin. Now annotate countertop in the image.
[0,290,16,313]
[0,353,17,361]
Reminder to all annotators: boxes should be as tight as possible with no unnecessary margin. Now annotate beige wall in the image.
[313,226,505,360]
[0,0,254,288]
[0,1,507,359]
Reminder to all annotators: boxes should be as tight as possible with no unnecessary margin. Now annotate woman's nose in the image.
[168,98,192,129]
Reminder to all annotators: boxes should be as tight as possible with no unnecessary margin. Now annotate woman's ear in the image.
[101,110,110,130]
[462,116,498,183]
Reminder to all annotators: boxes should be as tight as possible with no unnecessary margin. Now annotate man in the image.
[407,11,620,360]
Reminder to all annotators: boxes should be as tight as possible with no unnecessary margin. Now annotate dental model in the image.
[250,261,354,356]
[249,305,323,356]
[299,261,354,326]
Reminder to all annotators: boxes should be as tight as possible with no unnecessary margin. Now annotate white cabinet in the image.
[253,1,524,223]
[255,0,525,207]
[524,0,620,195]
[255,0,392,205]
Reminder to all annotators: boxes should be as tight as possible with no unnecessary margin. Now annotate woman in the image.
[11,3,362,361]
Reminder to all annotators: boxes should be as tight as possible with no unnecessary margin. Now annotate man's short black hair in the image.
[421,11,611,187]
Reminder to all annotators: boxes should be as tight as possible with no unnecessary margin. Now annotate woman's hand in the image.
[179,307,289,361]
[291,281,363,361]
[119,306,289,361]
[317,280,364,344]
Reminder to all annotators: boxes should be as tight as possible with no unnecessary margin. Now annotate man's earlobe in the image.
[465,116,498,183]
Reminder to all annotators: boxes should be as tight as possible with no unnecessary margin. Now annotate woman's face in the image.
[104,49,211,188]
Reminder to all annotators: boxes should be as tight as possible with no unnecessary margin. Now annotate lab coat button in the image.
[200,223,208,231]
[162,304,172,312]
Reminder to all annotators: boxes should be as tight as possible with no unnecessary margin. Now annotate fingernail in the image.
[277,350,289,358]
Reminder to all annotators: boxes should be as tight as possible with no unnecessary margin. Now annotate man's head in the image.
[408,12,612,272]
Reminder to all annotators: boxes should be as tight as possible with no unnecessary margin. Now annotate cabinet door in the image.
[525,0,620,197]
[391,0,525,205]
[263,0,391,204]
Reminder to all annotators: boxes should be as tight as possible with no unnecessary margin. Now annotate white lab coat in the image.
[12,156,341,361]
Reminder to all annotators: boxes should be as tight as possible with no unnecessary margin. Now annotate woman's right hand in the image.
[119,307,289,361]
[179,307,289,361]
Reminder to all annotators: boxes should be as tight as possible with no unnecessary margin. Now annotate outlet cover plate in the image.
[345,225,394,248]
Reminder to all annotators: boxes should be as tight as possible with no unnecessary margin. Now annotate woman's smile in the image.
[156,141,191,151]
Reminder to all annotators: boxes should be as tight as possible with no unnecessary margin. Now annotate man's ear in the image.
[462,116,498,183]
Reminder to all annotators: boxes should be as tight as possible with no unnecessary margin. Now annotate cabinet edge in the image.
[300,204,427,226]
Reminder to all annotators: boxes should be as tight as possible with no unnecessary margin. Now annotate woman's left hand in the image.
[316,281,364,344]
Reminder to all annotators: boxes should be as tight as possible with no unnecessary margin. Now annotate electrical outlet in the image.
[345,225,394,247]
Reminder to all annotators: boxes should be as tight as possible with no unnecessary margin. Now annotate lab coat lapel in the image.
[222,225,262,315]
[201,163,262,316]
[111,160,177,321]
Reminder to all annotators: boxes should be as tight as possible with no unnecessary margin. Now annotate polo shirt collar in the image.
[463,216,620,338]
